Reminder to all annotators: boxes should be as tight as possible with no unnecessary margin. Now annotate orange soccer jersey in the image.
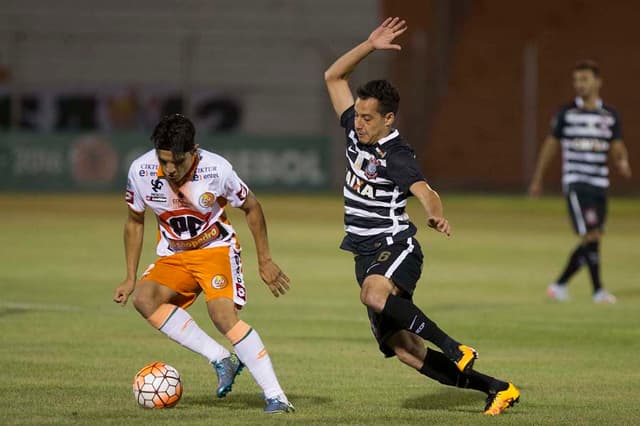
[126,148,250,307]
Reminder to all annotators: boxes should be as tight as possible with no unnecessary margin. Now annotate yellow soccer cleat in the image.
[453,345,478,373]
[483,383,520,416]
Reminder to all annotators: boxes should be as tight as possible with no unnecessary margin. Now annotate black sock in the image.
[418,349,508,395]
[418,348,464,387]
[382,295,458,354]
[583,241,602,292]
[466,370,509,395]
[556,244,586,284]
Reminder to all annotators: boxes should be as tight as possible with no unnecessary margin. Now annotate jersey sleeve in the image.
[221,166,250,208]
[611,110,623,140]
[550,107,567,139]
[125,163,146,212]
[386,147,426,193]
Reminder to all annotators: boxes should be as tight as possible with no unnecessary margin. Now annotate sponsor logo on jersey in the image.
[345,170,376,199]
[172,198,190,208]
[199,192,215,208]
[125,190,134,204]
[165,223,225,251]
[193,173,219,181]
[151,179,164,192]
[211,274,228,289]
[565,138,610,152]
[146,194,167,203]
[197,166,217,173]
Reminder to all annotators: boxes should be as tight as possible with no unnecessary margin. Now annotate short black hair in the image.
[151,114,196,155]
[574,60,600,78]
[356,79,400,115]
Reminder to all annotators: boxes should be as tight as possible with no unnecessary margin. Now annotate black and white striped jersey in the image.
[339,106,425,255]
[552,97,622,193]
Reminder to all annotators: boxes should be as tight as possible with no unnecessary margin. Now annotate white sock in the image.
[226,321,285,400]
[149,304,230,363]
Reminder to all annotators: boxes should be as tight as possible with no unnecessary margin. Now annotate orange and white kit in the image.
[126,148,250,306]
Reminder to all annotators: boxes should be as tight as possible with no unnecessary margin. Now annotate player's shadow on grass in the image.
[611,287,640,299]
[403,389,482,413]
[184,392,330,409]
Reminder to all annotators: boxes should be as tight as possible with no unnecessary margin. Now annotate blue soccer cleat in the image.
[264,396,295,414]
[212,354,244,398]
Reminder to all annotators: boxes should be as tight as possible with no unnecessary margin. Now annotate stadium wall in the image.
[385,0,639,194]
[0,132,330,192]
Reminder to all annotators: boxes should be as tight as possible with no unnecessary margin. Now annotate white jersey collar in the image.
[575,96,603,110]
[377,129,399,146]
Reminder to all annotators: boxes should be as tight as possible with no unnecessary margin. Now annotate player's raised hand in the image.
[427,216,451,237]
[259,259,291,297]
[113,279,136,306]
[368,17,408,51]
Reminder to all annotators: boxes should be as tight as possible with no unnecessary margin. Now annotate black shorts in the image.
[354,237,424,357]
[566,188,607,236]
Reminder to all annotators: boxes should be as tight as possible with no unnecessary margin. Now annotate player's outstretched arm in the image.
[410,181,451,237]
[610,140,632,178]
[239,192,291,298]
[528,135,560,197]
[324,17,408,119]
[113,208,145,306]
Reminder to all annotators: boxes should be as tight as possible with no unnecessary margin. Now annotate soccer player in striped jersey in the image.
[529,60,632,304]
[324,17,519,416]
[113,114,294,414]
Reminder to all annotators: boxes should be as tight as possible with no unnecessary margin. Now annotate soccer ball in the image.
[132,361,183,408]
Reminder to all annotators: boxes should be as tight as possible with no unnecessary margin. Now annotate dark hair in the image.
[574,60,600,78]
[356,79,400,115]
[151,114,196,155]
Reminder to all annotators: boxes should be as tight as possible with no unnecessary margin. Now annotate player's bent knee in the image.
[207,298,239,334]
[393,346,422,369]
[360,278,392,311]
[132,281,166,318]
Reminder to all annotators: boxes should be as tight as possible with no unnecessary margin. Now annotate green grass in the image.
[1,193,639,425]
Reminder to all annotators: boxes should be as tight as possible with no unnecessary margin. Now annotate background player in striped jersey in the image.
[529,61,632,304]
[113,114,294,414]
[324,17,519,416]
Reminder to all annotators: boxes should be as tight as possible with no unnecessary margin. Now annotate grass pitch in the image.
[1,193,638,425]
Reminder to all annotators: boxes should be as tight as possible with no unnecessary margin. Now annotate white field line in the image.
[0,301,83,312]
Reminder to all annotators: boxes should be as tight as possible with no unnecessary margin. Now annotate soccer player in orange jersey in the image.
[113,114,294,414]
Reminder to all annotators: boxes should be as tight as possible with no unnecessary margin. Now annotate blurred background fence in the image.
[1,0,637,194]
